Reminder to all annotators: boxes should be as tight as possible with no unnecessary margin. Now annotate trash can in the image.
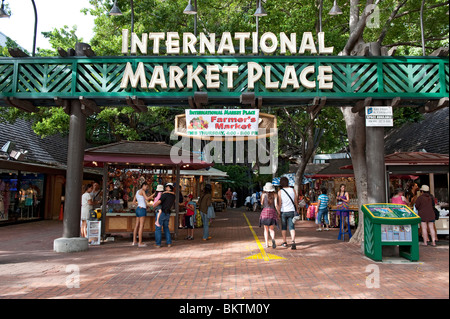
[362,203,421,262]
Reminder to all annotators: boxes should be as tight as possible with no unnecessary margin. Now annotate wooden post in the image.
[174,165,181,240]
[101,163,109,239]
[365,43,387,204]
[62,100,86,238]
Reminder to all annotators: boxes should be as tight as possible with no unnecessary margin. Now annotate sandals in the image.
[281,242,288,248]
[272,239,276,249]
[291,242,297,250]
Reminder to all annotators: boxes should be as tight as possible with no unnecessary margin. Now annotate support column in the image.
[366,126,386,203]
[365,42,386,204]
[54,100,88,252]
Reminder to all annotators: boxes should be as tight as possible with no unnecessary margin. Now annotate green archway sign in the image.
[1,31,448,109]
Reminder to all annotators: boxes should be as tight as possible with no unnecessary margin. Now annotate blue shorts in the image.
[135,207,147,217]
[281,211,295,231]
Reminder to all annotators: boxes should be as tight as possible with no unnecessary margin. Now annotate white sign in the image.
[186,109,259,137]
[87,221,101,245]
[365,106,393,127]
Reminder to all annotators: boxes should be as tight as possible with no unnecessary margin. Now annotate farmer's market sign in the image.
[120,31,334,90]
[185,109,259,137]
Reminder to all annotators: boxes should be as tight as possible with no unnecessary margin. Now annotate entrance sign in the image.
[185,109,259,137]
[365,106,393,127]
[122,30,334,56]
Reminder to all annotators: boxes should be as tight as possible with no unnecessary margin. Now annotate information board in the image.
[365,204,417,219]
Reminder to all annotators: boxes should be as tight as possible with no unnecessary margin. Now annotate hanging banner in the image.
[185,109,260,137]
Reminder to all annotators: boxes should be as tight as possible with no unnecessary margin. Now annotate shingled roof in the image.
[384,107,449,155]
[0,119,68,166]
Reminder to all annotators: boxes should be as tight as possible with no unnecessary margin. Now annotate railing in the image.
[0,55,448,106]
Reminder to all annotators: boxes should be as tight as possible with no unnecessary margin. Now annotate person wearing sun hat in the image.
[415,185,437,246]
[259,182,279,249]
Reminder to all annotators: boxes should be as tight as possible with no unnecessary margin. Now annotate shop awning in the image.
[83,141,212,170]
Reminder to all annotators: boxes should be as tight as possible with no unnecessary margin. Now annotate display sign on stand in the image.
[87,221,101,245]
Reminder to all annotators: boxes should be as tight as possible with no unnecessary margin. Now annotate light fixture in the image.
[329,0,342,15]
[183,0,197,15]
[254,0,267,17]
[109,0,123,16]
[0,0,10,18]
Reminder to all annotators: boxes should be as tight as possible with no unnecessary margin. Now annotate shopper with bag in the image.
[199,184,213,241]
[276,177,298,250]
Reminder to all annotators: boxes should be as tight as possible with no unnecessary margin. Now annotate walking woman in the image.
[199,184,213,241]
[259,182,279,249]
[277,177,298,250]
[132,182,152,247]
[80,184,93,238]
[415,185,437,246]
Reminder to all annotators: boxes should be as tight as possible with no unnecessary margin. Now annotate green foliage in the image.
[0,0,447,149]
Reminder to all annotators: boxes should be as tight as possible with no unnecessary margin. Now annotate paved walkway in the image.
[0,208,448,300]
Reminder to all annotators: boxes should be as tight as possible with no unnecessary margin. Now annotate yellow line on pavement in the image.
[243,213,269,261]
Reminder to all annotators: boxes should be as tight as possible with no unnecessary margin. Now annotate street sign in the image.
[365,106,393,127]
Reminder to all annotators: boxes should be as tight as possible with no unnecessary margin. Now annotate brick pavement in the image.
[0,208,448,300]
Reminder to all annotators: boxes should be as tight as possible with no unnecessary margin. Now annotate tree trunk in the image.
[341,107,368,244]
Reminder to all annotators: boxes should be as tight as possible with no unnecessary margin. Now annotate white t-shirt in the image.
[81,192,92,220]
[232,192,238,200]
[280,188,296,213]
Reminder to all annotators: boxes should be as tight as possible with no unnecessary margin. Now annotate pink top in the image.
[391,195,407,205]
[154,192,162,203]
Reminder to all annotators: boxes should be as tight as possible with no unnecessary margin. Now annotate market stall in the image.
[83,141,212,239]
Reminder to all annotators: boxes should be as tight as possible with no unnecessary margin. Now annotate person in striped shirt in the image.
[316,188,330,231]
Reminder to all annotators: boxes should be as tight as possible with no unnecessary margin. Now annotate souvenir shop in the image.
[83,141,212,237]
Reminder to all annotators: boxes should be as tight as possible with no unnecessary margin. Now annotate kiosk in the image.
[362,203,421,262]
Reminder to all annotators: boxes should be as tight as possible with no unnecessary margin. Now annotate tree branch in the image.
[393,2,449,19]
[377,0,408,45]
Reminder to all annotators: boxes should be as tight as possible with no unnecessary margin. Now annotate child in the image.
[150,185,164,227]
[185,194,195,240]
[316,188,330,231]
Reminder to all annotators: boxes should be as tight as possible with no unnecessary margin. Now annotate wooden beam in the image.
[54,97,71,114]
[57,47,68,57]
[79,97,101,114]
[194,92,208,108]
[240,92,255,107]
[4,97,36,113]
[352,97,372,114]
[132,96,148,112]
[7,48,29,58]
[390,97,401,108]
[125,96,147,113]
[419,97,449,113]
